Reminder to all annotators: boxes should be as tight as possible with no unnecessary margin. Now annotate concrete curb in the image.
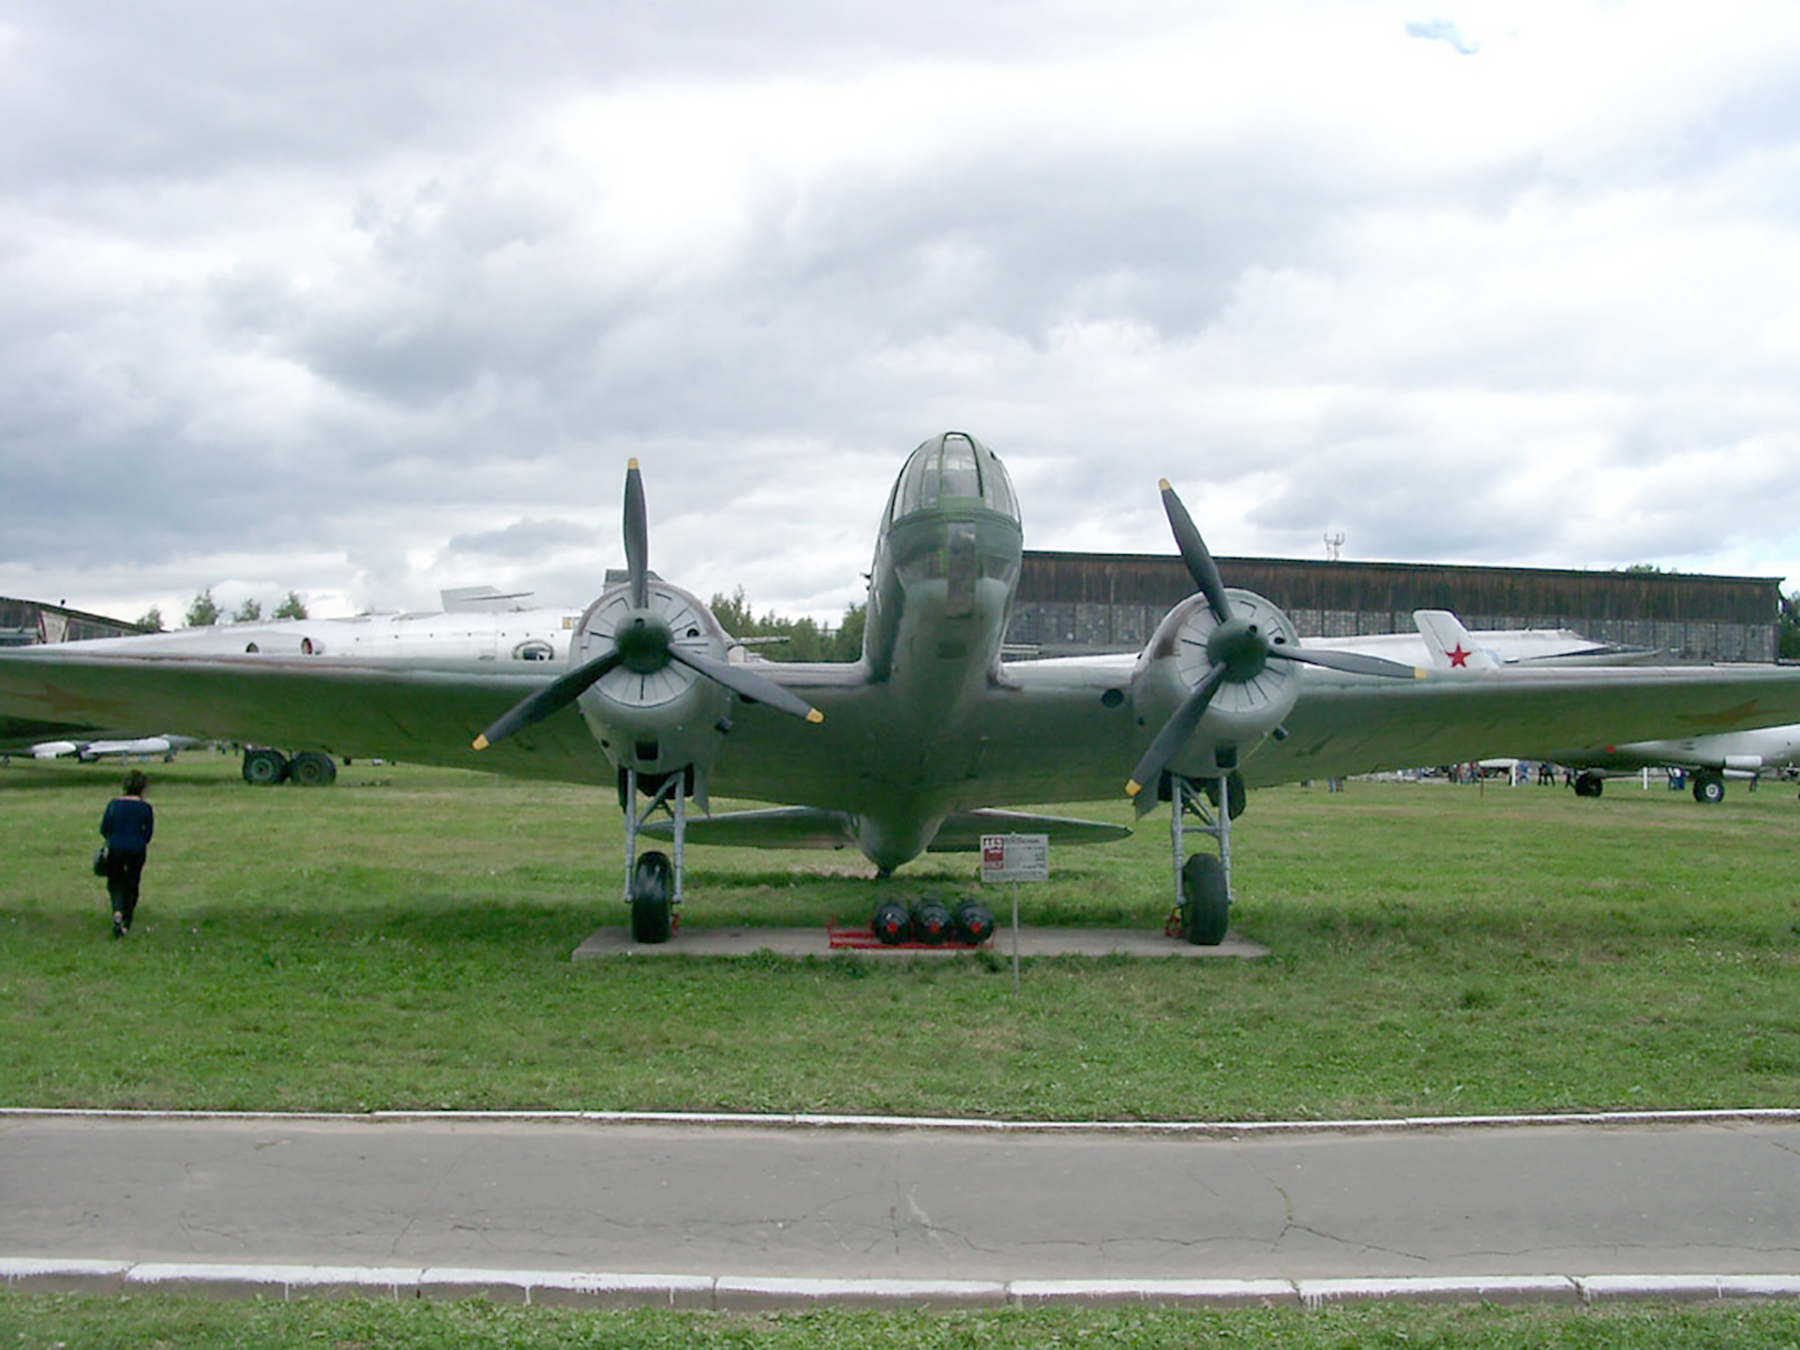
[7,1259,1800,1310]
[5,1104,1799,1136]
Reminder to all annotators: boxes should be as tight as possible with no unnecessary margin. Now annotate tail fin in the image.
[1413,610,1500,670]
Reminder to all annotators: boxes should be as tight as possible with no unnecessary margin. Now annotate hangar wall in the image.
[0,596,148,647]
[1008,553,1782,663]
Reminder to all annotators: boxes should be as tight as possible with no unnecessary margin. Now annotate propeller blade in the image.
[1161,480,1233,625]
[1126,662,1227,805]
[670,647,825,724]
[1268,646,1424,680]
[624,459,649,611]
[472,647,623,750]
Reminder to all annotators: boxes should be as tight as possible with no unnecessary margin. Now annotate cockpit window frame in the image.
[890,433,1021,524]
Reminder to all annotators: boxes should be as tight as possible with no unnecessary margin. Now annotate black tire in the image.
[1181,854,1230,946]
[242,748,289,786]
[629,852,674,944]
[1574,771,1604,798]
[289,751,337,787]
[1693,773,1726,805]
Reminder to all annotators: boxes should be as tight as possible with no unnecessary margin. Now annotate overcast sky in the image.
[3,0,1798,627]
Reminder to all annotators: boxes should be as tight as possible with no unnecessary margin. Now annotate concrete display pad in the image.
[573,925,1269,961]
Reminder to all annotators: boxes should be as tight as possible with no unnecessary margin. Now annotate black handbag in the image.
[92,846,109,877]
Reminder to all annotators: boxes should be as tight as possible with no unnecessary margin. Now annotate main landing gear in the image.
[621,766,686,944]
[1165,771,1241,946]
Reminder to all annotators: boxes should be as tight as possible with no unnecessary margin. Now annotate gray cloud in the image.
[3,0,1799,626]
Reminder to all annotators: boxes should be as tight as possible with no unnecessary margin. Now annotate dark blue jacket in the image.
[101,797,154,855]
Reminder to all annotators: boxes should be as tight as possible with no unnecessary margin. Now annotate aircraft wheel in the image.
[953,899,995,945]
[629,851,674,944]
[289,751,337,787]
[1692,772,1726,805]
[1574,771,1604,798]
[872,900,911,944]
[242,748,289,786]
[1180,854,1230,947]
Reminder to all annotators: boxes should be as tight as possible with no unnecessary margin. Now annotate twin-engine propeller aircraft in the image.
[7,431,1800,945]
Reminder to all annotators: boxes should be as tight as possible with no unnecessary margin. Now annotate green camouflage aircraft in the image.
[9,431,1800,945]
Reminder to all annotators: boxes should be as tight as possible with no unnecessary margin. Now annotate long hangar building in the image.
[1007,552,1784,663]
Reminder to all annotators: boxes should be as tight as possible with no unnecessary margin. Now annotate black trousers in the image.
[105,851,147,928]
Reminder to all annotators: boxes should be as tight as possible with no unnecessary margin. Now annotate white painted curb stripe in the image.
[4,1105,1799,1135]
[8,1259,1800,1309]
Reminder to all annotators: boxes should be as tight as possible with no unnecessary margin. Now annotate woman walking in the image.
[100,769,155,938]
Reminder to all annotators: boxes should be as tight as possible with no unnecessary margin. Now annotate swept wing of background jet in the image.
[8,433,1800,945]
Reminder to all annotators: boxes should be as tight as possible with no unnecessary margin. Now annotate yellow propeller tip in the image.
[1126,779,1143,797]
[806,708,825,724]
[1157,479,1172,492]
[627,457,639,470]
[1414,667,1428,680]
[472,736,490,752]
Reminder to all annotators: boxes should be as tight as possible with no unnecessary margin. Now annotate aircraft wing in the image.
[1235,663,1800,787]
[0,649,612,785]
[9,645,1800,805]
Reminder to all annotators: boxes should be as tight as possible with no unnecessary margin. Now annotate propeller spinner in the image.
[1125,479,1421,801]
[473,460,824,752]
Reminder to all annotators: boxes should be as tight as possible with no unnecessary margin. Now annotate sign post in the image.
[980,833,1049,993]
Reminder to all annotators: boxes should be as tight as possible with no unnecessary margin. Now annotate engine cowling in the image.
[470,460,821,775]
[572,580,732,780]
[1131,587,1303,779]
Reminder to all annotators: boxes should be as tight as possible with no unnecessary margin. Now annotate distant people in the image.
[99,769,155,939]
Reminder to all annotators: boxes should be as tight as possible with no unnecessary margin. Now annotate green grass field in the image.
[5,1295,1800,1349]
[7,752,1800,1344]
[5,752,1798,1120]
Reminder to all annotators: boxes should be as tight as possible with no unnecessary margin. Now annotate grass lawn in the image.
[4,753,1798,1120]
[7,753,1800,1343]
[5,1294,1800,1347]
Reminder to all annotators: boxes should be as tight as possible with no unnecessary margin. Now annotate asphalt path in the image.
[6,1110,1800,1307]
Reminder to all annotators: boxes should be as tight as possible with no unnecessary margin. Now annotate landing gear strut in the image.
[1167,773,1236,946]
[622,766,687,944]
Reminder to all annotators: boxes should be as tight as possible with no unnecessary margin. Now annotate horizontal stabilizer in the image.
[926,810,1132,852]
[641,806,857,850]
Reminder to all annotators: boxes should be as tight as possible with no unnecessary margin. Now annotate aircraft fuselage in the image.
[842,432,1025,867]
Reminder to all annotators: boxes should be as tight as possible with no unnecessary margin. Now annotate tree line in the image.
[134,589,311,631]
[709,588,866,663]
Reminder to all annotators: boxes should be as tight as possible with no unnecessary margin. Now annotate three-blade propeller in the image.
[1125,479,1420,800]
[473,460,823,752]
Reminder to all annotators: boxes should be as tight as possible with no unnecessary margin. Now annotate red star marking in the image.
[1446,644,1471,668]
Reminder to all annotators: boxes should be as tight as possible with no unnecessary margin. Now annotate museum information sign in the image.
[980,833,1049,883]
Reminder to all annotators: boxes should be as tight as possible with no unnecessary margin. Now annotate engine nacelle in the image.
[1131,587,1304,777]
[571,580,732,780]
